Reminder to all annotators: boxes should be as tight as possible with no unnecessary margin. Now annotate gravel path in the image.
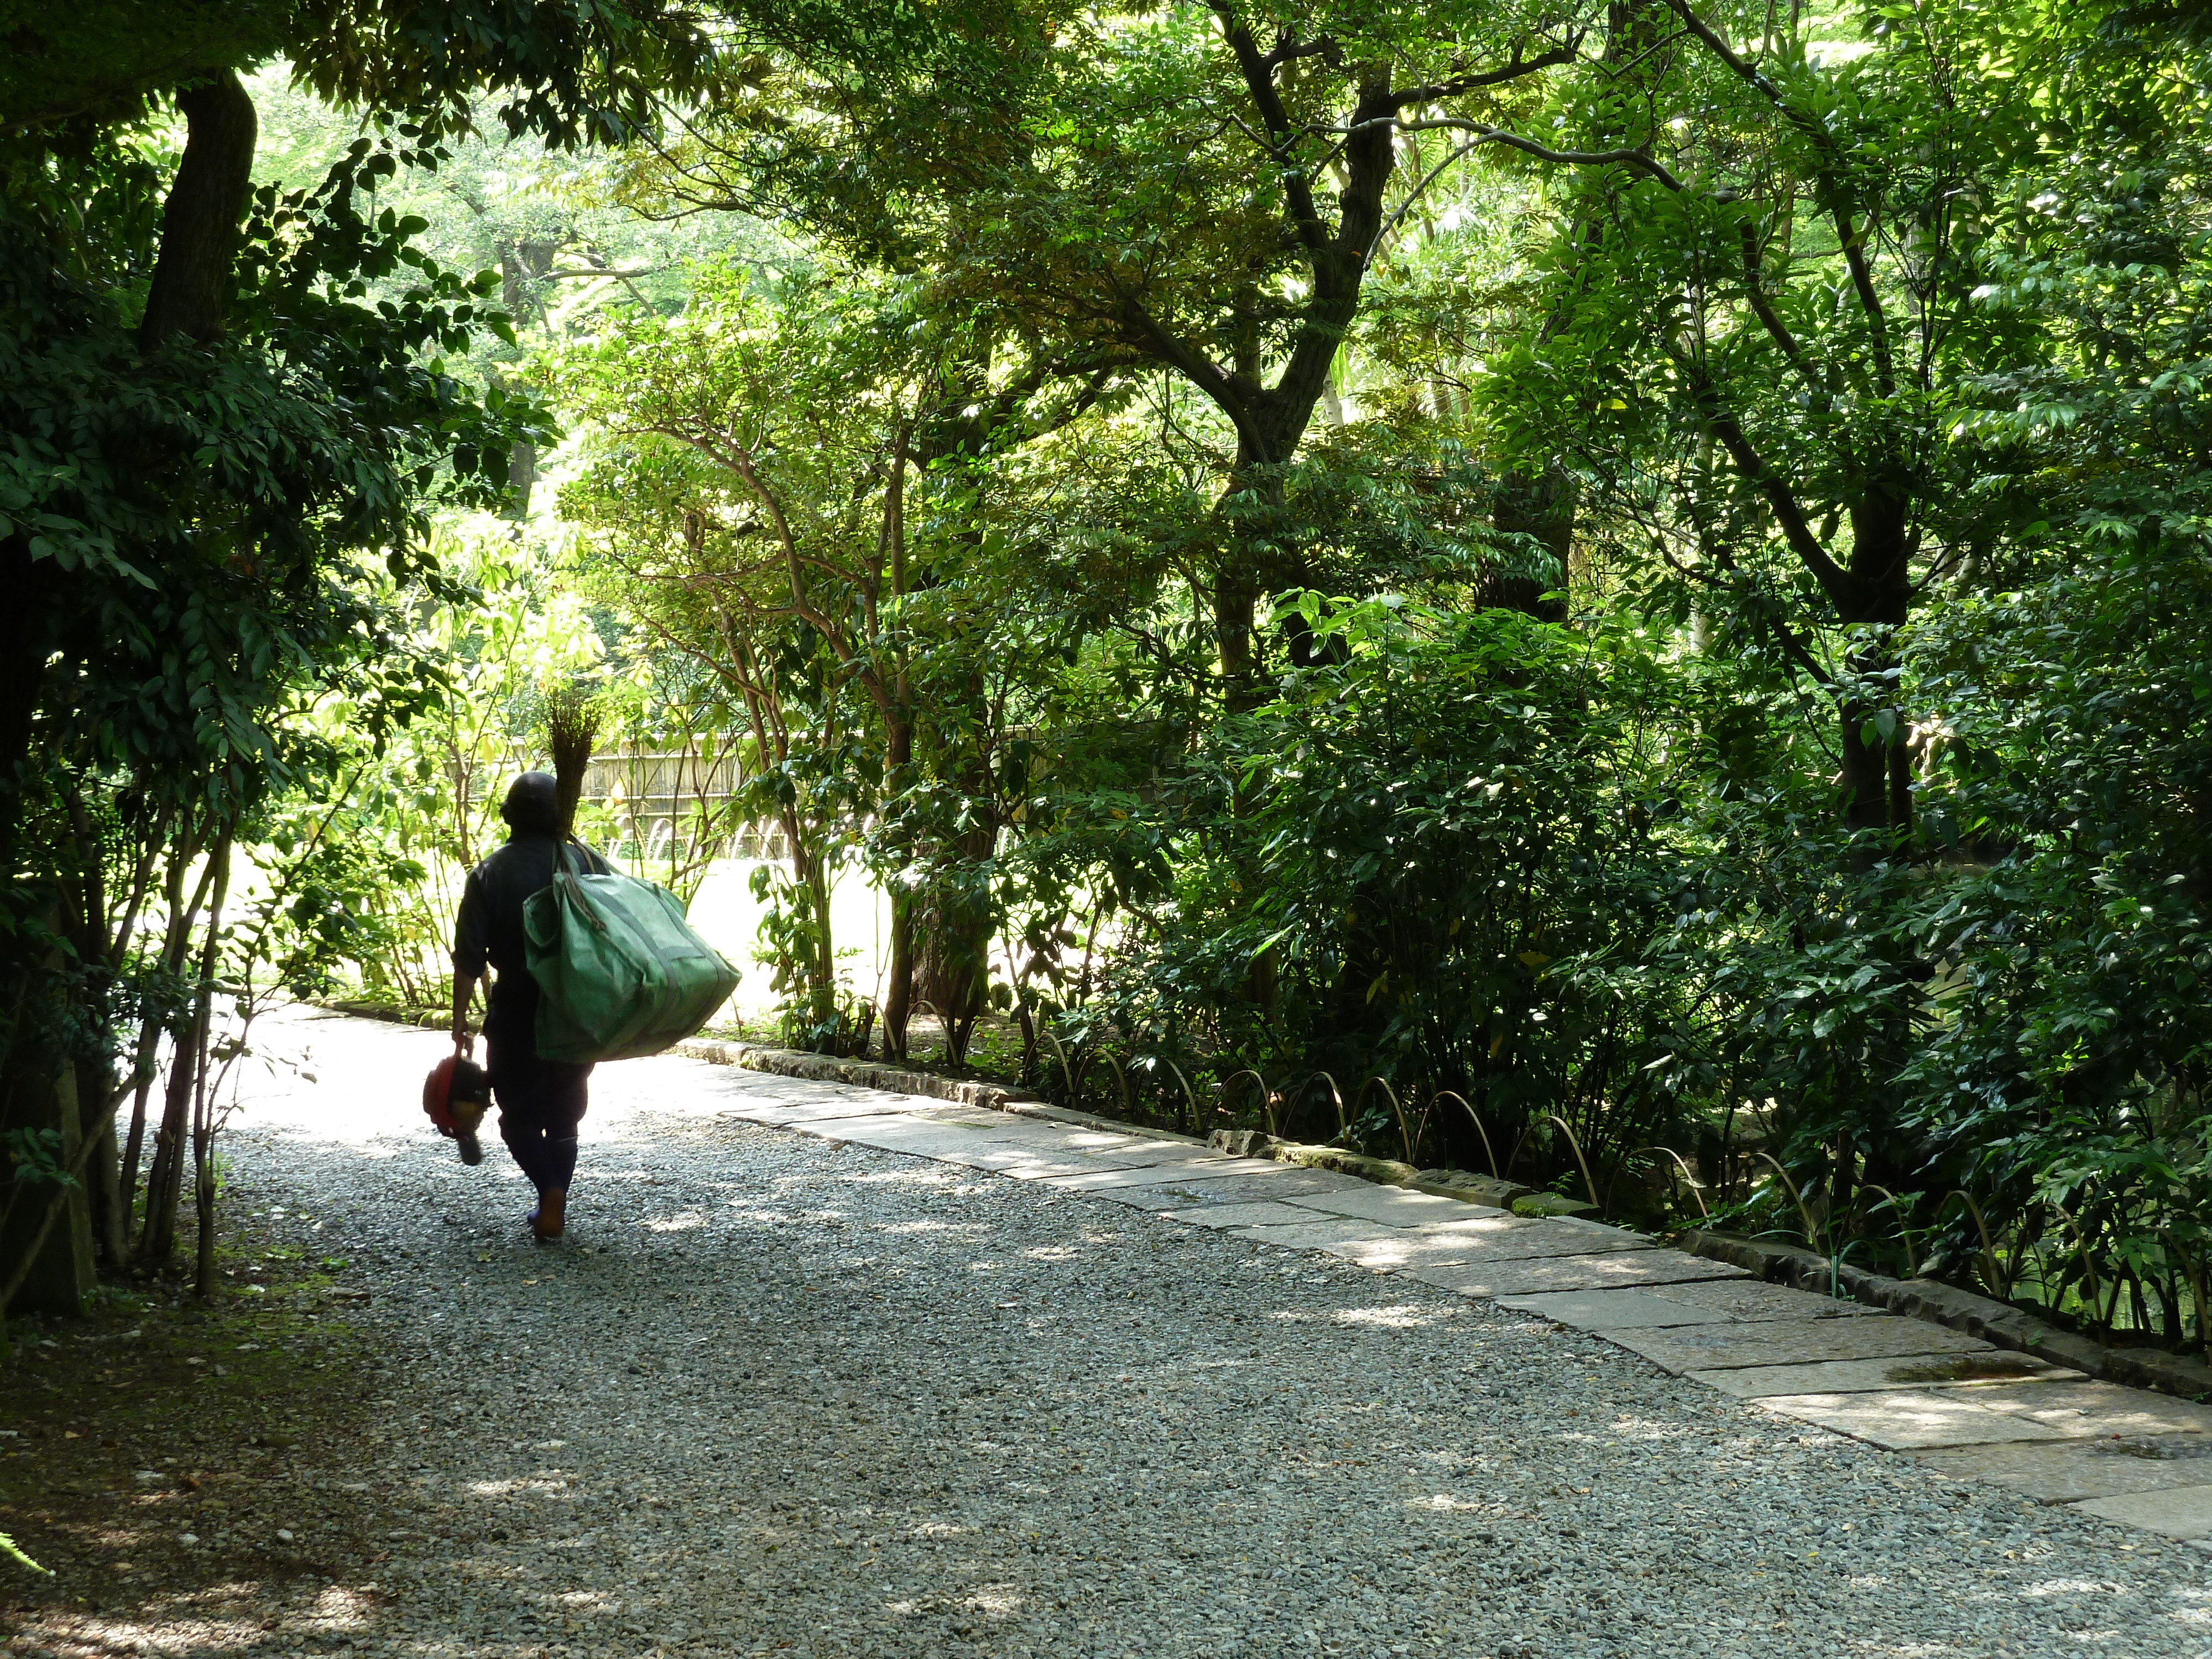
[35,1009,2212,1657]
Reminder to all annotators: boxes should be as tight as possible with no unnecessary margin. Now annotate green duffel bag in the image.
[523,844,742,1063]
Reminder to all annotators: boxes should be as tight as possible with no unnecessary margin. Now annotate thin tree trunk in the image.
[1836,451,1915,847]
[122,833,212,1213]
[81,1060,127,1267]
[881,716,914,1061]
[138,834,229,1265]
[190,838,234,1299]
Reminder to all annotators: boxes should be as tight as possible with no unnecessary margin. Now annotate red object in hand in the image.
[422,1055,493,1139]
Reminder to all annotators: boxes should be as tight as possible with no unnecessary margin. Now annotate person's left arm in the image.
[451,867,489,1057]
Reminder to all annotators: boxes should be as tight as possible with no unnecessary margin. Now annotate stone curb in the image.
[319,998,447,1030]
[1678,1228,2212,1401]
[671,1037,1036,1113]
[1207,1130,1537,1211]
[670,1039,1204,1145]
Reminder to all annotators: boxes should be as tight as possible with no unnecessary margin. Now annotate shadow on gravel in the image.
[11,1014,2207,1659]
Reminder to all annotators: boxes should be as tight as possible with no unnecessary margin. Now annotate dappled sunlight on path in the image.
[11,1009,2208,1659]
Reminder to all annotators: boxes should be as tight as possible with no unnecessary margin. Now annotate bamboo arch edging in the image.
[1432,1091,1498,1178]
[1504,1113,1604,1213]
[1219,1069,1276,1136]
[1636,1146,1709,1223]
[1158,1058,1200,1135]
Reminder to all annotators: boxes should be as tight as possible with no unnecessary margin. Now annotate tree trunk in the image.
[884,886,914,1061]
[880,716,914,1061]
[1490,468,1577,622]
[186,834,235,1297]
[122,835,208,1211]
[0,935,96,1318]
[80,1059,127,1269]
[805,855,837,1040]
[1837,490,1914,847]
[0,540,51,872]
[1213,522,1265,711]
[138,835,229,1265]
[138,71,258,351]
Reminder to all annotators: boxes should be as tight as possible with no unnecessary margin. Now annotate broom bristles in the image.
[545,684,601,838]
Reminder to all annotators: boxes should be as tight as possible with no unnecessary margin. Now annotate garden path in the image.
[29,1008,2212,1658]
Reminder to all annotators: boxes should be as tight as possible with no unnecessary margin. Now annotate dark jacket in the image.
[452,832,611,1040]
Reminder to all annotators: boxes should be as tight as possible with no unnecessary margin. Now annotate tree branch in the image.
[1338,116,1685,191]
[1663,0,1895,396]
[1210,4,1331,258]
[1115,296,1259,453]
[1677,356,1858,613]
[1389,44,1581,108]
[1738,221,1826,401]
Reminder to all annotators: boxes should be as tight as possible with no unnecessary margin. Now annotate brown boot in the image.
[530,1188,566,1242]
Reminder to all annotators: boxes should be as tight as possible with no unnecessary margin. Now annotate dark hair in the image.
[500,771,562,835]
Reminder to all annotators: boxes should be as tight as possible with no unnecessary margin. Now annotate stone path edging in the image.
[336,1001,2212,1422]
[671,1036,1042,1115]
[667,1036,2212,1406]
[677,1050,2212,1547]
[1679,1228,2212,1401]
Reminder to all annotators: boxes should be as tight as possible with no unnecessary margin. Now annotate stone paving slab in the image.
[1495,1287,1749,1329]
[1124,1169,1368,1205]
[1912,1437,2212,1504]
[1066,1183,1215,1213]
[1689,1351,2084,1399]
[1050,1142,1228,1171]
[2069,1484,2212,1540]
[723,1095,943,1126]
[779,1113,947,1145]
[945,1138,1115,1165]
[1369,1219,1660,1280]
[1323,1225,1563,1272]
[1228,1216,1400,1252]
[1164,1200,1328,1229]
[906,1144,1105,1176]
[1032,1154,1292,1193]
[826,1121,1060,1156]
[1272,1185,1503,1227]
[1961,1379,2212,1439]
[1402,1250,1744,1299]
[1605,1314,1990,1373]
[969,1151,1115,1178]
[1760,1389,2074,1449]
[812,1108,1021,1135]
[1641,1277,1887,1322]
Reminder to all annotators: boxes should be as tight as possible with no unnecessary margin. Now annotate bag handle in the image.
[557,837,609,932]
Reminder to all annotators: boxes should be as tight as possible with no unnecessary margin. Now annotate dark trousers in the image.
[486,1024,592,1196]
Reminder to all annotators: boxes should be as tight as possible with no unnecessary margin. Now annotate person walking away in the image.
[450,771,612,1240]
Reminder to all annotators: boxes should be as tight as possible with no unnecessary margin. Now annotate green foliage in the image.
[1061,596,1688,1182]
[14,0,2212,1356]
[0,1528,49,1575]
